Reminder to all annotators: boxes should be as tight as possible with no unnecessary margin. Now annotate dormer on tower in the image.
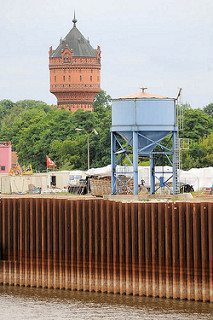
[49,14,101,112]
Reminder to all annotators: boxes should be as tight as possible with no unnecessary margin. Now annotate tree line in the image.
[0,91,212,172]
[179,103,213,169]
[0,92,111,171]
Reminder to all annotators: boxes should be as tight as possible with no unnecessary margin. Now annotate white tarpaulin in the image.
[86,165,213,191]
[180,167,213,191]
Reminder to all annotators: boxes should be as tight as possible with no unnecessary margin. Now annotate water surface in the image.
[0,285,213,319]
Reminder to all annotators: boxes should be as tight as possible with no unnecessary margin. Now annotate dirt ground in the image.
[190,193,213,202]
[1,192,212,202]
[0,193,99,200]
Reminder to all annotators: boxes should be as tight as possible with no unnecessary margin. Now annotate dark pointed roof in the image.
[51,17,97,58]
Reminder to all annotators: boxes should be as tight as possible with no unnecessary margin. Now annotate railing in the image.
[50,84,100,91]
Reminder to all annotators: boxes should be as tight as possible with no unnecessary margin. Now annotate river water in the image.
[0,285,213,319]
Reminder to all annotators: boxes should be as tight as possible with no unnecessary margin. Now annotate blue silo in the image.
[111,90,178,195]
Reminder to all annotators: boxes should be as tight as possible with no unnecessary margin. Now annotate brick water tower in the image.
[49,14,101,112]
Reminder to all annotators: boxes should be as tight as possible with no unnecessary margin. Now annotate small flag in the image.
[46,156,56,167]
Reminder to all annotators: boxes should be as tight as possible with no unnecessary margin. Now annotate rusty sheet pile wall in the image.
[0,198,212,301]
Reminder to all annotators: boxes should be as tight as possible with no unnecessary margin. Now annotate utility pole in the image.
[87,132,90,170]
[76,128,98,171]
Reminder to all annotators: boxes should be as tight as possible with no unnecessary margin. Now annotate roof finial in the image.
[72,11,77,27]
[140,87,148,93]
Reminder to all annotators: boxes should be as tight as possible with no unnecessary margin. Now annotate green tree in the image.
[73,109,96,133]
[93,89,111,108]
[182,133,213,169]
[0,95,112,171]
[203,103,213,118]
[180,108,213,141]
[0,99,15,121]
[199,132,213,166]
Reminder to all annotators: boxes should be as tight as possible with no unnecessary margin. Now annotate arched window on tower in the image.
[64,53,70,63]
[90,76,92,81]
[80,76,82,82]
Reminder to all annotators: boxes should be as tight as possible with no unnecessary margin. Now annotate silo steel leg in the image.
[133,131,138,195]
[111,132,116,194]
[150,155,155,194]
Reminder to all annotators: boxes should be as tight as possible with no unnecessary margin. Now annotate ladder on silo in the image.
[174,137,181,194]
[176,88,184,132]
[174,137,190,194]
[173,88,185,194]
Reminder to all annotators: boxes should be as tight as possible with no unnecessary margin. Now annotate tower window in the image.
[80,76,82,82]
[63,76,65,81]
[69,76,71,81]
[54,76,56,81]
[90,76,92,81]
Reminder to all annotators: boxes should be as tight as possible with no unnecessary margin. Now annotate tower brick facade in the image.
[49,16,101,112]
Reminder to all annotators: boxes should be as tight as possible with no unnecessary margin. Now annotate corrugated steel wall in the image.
[0,198,212,301]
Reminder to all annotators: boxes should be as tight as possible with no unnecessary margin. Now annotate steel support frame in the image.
[111,130,178,195]
[150,131,178,195]
[111,131,138,195]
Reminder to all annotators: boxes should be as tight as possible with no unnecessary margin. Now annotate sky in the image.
[0,0,212,108]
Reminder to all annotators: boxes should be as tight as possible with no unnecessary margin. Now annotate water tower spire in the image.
[72,11,77,27]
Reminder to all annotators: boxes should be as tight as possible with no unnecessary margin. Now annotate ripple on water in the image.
[0,285,213,320]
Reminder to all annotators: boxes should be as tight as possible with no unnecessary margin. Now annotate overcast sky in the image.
[0,0,212,108]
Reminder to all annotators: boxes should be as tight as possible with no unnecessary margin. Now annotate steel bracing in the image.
[111,130,179,195]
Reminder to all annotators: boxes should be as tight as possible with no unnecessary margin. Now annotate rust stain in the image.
[165,203,172,298]
[208,202,213,302]
[179,202,187,300]
[201,203,209,301]
[0,198,212,302]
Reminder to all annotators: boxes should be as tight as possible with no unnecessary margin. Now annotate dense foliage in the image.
[179,104,213,169]
[0,91,111,171]
[0,91,212,172]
